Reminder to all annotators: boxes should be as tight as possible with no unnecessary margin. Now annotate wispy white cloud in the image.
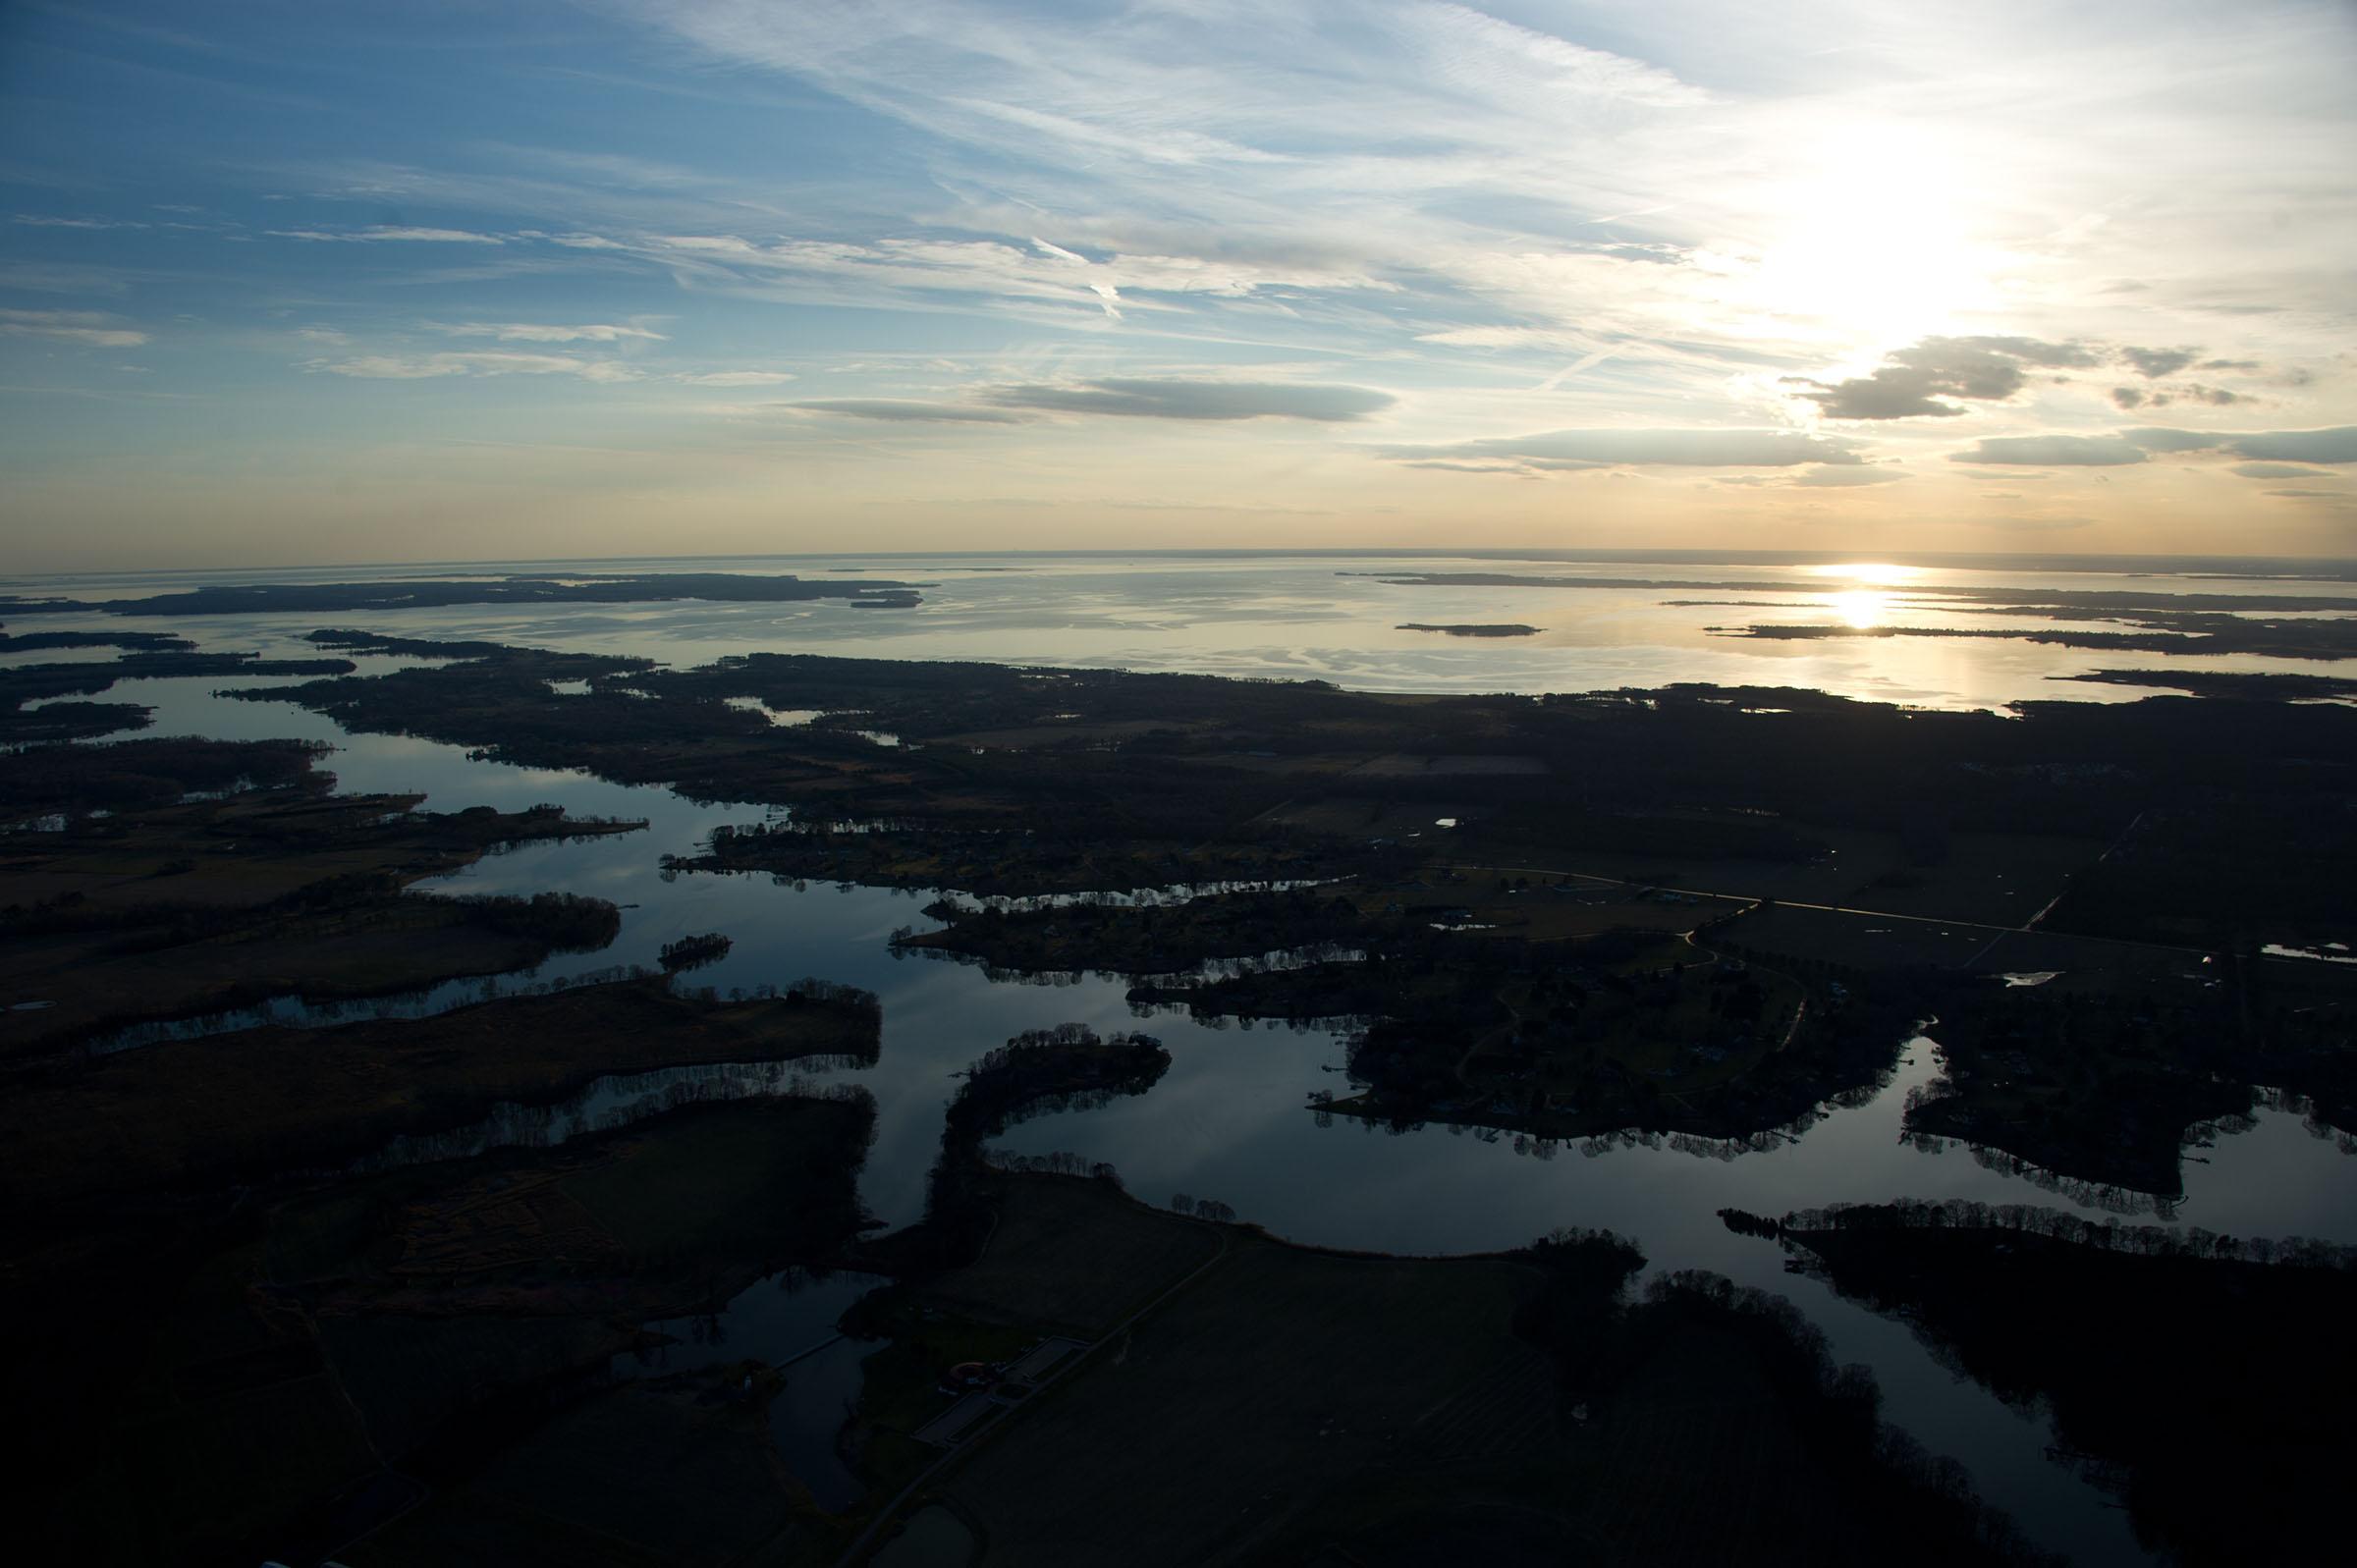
[0,308,148,347]
[629,231,1390,323]
[1381,427,1864,471]
[426,321,667,343]
[273,225,506,244]
[983,378,1394,422]
[2230,461,2335,481]
[1951,435,2149,466]
[13,214,149,231]
[302,351,637,381]
[1955,426,2357,466]
[791,398,1028,423]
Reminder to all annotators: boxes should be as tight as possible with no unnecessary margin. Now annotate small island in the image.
[1397,622,1542,637]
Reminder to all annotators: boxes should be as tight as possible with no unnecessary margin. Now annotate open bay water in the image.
[10,550,2357,1559]
[10,547,2357,710]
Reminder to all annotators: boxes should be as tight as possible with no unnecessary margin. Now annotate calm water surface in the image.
[12,548,2357,710]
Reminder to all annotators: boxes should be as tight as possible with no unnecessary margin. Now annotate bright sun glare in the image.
[1814,564,1916,628]
[1744,139,2000,343]
[1830,588,1890,628]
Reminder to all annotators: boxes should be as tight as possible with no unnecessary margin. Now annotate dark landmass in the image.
[11,626,2355,1562]
[1896,963,2357,1196]
[223,633,2357,1175]
[657,931,734,971]
[1314,930,1925,1152]
[0,882,623,1061]
[0,974,882,1203]
[0,569,922,619]
[1,749,645,1057]
[0,627,194,653]
[19,1089,877,1566]
[2056,667,2357,701]
[2036,798,2357,952]
[1720,619,2357,661]
[0,696,153,742]
[306,627,538,660]
[230,637,2356,902]
[922,887,1904,1152]
[1732,1201,2357,1566]
[834,1171,2049,1568]
[0,734,330,817]
[688,818,1385,898]
[1,650,357,703]
[911,1024,1174,1268]
[1397,621,1541,636]
[1,648,359,742]
[897,888,1388,975]
[0,719,891,1563]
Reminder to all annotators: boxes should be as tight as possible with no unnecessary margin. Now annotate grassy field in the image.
[16,1092,878,1563]
[0,895,583,1054]
[0,788,638,914]
[839,1173,2044,1566]
[1722,901,2202,975]
[0,785,640,1056]
[1438,822,2110,932]
[889,1178,1552,1568]
[346,1376,818,1568]
[913,1175,1221,1337]
[0,977,878,1202]
[1492,961,1809,1100]
[1373,865,1733,942]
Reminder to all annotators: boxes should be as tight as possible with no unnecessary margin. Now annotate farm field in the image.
[917,1184,1549,1568]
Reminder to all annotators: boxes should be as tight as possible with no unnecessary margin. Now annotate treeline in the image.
[0,735,331,816]
[915,1025,1172,1266]
[1507,1260,2059,1565]
[981,1147,1125,1183]
[456,892,623,951]
[1723,1199,2357,1271]
[658,931,734,971]
[672,974,882,1021]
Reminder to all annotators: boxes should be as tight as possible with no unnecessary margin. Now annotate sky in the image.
[2,0,2354,570]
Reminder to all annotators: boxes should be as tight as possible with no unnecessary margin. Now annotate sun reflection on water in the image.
[1830,588,1891,628]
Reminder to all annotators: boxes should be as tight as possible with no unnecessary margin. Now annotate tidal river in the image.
[36,646,2357,1567]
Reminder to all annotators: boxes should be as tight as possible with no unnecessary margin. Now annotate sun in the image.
[1734,135,2006,346]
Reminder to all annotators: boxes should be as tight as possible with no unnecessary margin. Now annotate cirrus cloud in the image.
[980,378,1395,422]
[302,351,638,382]
[1950,434,2150,466]
[427,321,666,343]
[791,399,1029,423]
[2229,461,2336,480]
[1954,425,2357,466]
[273,225,506,244]
[1384,427,1864,471]
[0,307,147,348]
